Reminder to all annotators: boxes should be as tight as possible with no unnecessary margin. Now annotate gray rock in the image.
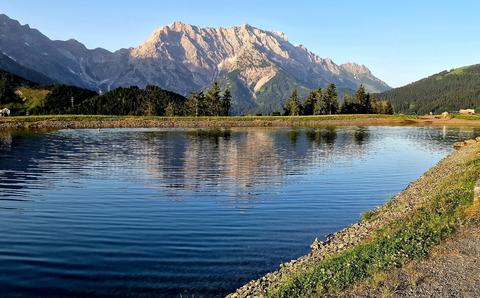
[474,180,480,202]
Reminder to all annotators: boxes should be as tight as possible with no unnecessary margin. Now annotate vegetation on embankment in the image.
[230,139,480,297]
[0,114,429,129]
[2,114,480,130]
[334,223,480,297]
[451,113,480,121]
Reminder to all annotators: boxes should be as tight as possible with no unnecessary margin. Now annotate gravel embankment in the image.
[229,140,480,297]
[333,225,480,297]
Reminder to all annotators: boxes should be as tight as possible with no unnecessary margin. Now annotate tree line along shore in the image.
[1,67,394,117]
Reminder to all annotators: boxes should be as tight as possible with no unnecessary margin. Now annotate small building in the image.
[441,111,449,118]
[0,108,10,117]
[459,109,475,115]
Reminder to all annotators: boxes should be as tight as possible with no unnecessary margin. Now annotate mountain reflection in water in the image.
[0,126,479,297]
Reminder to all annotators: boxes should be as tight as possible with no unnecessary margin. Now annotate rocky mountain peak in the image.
[1,14,31,32]
[169,21,196,32]
[0,14,15,24]
[272,31,288,41]
[341,62,372,75]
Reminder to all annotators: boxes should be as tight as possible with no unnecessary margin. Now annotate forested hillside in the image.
[2,65,391,117]
[28,85,98,115]
[0,67,229,116]
[378,64,480,114]
[0,69,38,113]
[75,86,187,116]
[0,69,98,115]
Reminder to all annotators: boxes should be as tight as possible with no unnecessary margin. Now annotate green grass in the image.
[451,113,480,121]
[267,150,480,297]
[15,86,51,109]
[447,66,470,76]
[360,209,379,222]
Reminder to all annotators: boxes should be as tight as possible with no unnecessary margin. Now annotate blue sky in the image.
[2,0,480,87]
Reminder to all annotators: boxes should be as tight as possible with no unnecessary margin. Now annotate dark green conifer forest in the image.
[377,64,480,114]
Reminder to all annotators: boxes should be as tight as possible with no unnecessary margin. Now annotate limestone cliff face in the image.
[341,62,371,75]
[339,62,389,94]
[0,14,390,114]
[125,22,342,94]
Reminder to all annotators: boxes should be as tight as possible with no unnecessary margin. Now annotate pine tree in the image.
[384,100,393,114]
[371,98,394,114]
[340,94,359,114]
[142,96,155,116]
[186,91,205,116]
[304,88,320,115]
[355,84,372,114]
[164,101,176,116]
[221,88,232,116]
[314,90,327,115]
[284,89,301,116]
[324,83,339,115]
[205,81,222,116]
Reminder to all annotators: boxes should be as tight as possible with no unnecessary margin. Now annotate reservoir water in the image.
[0,126,478,297]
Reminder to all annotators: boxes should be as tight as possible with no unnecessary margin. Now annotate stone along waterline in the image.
[0,126,479,297]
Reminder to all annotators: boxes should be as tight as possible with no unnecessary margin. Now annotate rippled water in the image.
[0,126,479,297]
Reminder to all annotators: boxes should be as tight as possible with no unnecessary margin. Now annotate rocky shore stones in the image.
[474,180,480,202]
[454,142,466,149]
[454,138,480,150]
[464,139,477,145]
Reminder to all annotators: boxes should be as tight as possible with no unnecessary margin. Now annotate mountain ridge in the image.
[0,53,54,84]
[0,14,390,114]
[377,63,480,114]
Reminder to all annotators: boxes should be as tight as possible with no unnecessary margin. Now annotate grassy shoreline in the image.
[1,114,480,129]
[230,139,480,297]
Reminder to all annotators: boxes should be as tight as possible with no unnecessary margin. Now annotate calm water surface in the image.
[0,126,479,297]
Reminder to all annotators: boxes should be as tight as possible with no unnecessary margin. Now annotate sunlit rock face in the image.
[0,14,390,114]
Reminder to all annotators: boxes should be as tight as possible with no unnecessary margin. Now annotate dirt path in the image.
[335,225,480,297]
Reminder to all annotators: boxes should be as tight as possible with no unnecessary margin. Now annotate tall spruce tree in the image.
[284,89,302,116]
[355,84,372,114]
[164,101,176,116]
[142,96,156,116]
[221,88,232,116]
[314,90,327,115]
[186,91,205,116]
[205,81,222,116]
[304,88,320,115]
[371,98,394,114]
[384,100,393,114]
[324,83,339,115]
[340,95,356,114]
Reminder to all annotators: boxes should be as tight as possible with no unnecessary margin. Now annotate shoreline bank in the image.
[229,138,480,297]
[1,115,480,130]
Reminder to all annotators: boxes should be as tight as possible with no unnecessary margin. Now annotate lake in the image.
[0,126,478,297]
